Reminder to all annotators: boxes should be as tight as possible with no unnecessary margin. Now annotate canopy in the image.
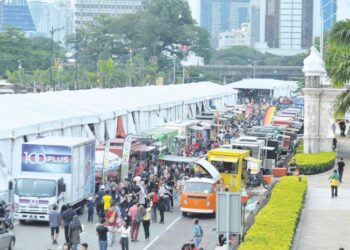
[0,82,238,140]
[95,151,121,171]
[226,79,298,97]
[158,155,201,164]
[142,127,178,141]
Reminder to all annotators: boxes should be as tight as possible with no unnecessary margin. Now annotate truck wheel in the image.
[19,220,26,224]
[182,212,187,217]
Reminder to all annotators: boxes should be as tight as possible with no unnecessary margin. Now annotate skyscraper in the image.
[28,0,73,45]
[74,0,145,27]
[322,0,336,31]
[200,0,250,48]
[264,0,313,53]
[0,0,36,32]
[250,0,267,48]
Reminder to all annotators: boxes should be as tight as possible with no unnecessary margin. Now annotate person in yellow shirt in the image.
[102,190,112,217]
[141,204,151,240]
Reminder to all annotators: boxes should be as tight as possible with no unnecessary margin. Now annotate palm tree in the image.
[327,19,350,117]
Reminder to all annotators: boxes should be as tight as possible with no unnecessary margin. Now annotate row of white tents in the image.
[0,82,237,191]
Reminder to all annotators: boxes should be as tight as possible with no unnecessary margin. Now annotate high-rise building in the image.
[200,0,250,48]
[264,0,313,55]
[250,0,267,48]
[0,0,36,32]
[28,0,73,45]
[322,0,336,31]
[74,0,145,27]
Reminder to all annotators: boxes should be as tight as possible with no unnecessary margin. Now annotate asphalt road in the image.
[12,190,265,250]
[12,197,217,250]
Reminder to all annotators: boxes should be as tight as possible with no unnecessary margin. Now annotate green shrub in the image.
[239,176,307,250]
[295,140,304,153]
[293,152,336,175]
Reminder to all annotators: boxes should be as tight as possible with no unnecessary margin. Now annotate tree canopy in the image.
[326,19,350,116]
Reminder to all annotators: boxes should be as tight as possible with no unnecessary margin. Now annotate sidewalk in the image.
[293,137,350,250]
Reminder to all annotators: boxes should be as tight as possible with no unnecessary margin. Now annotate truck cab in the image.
[14,176,65,222]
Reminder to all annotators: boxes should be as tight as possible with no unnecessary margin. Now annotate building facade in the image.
[200,0,250,48]
[74,0,145,27]
[0,0,35,32]
[218,23,250,49]
[322,0,336,31]
[263,0,313,55]
[28,0,73,45]
[250,0,267,49]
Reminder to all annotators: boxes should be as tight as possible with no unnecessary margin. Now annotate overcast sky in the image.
[187,0,200,24]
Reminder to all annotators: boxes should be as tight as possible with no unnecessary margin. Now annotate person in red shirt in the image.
[128,202,140,242]
[105,204,117,246]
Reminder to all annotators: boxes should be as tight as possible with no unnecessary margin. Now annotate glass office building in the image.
[322,0,336,31]
[200,0,250,48]
[0,0,36,32]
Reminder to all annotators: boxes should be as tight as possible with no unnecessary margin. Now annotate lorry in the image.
[13,137,95,223]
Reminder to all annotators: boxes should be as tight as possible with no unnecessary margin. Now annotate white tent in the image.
[0,82,237,187]
[225,79,298,98]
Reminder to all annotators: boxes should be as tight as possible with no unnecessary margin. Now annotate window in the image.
[211,160,238,174]
[184,182,213,194]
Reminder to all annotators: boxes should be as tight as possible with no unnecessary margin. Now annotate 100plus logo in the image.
[23,152,70,164]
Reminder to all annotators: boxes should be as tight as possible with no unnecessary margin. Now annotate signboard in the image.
[22,144,72,173]
[120,134,133,180]
[216,192,242,235]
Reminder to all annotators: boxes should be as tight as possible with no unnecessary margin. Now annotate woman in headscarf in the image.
[68,215,82,249]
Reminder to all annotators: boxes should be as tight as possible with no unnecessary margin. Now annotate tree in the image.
[326,20,350,116]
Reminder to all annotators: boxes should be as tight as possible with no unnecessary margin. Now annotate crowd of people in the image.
[46,95,298,250]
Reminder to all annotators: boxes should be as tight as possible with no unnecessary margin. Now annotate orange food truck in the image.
[180,159,222,216]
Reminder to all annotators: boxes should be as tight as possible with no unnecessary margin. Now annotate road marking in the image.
[57,244,63,249]
[166,216,181,231]
[143,235,160,250]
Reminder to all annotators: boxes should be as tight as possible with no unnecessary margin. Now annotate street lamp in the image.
[49,26,64,91]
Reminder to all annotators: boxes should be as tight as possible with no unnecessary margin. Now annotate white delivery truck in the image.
[13,137,95,223]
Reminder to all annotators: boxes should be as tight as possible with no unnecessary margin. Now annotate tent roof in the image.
[0,82,237,139]
[226,78,298,90]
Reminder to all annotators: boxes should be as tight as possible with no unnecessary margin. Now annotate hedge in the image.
[292,152,336,175]
[239,176,307,250]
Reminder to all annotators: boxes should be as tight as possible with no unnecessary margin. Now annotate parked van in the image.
[180,159,222,216]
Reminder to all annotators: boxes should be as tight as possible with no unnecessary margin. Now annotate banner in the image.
[102,140,110,184]
[22,144,72,173]
[120,134,133,181]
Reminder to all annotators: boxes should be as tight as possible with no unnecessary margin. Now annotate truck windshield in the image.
[15,179,56,197]
[211,160,238,174]
[184,182,213,194]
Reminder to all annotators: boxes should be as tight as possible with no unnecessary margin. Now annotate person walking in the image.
[128,202,140,242]
[102,190,112,218]
[62,204,77,244]
[68,215,82,250]
[49,204,61,245]
[96,218,109,250]
[329,169,340,198]
[96,185,106,218]
[142,205,151,240]
[150,191,158,223]
[337,158,345,183]
[118,220,131,250]
[157,193,166,224]
[190,219,203,248]
[87,197,95,222]
[105,204,117,246]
